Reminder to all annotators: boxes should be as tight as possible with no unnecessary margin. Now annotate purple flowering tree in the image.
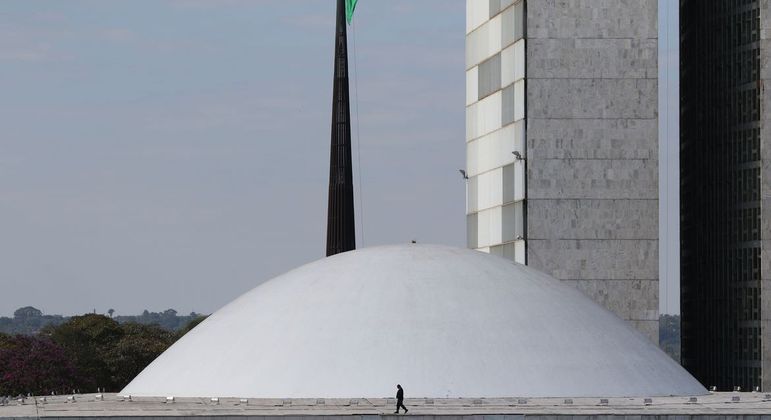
[0,335,78,396]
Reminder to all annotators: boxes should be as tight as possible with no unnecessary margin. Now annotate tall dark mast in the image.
[326,0,356,257]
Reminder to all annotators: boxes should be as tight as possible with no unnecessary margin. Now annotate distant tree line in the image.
[0,306,204,335]
[0,308,207,397]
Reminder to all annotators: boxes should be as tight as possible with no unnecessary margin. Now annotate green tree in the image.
[0,332,11,349]
[13,306,43,319]
[105,323,174,388]
[43,314,124,391]
[175,315,208,340]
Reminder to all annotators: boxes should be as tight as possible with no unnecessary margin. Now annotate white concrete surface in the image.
[121,245,706,399]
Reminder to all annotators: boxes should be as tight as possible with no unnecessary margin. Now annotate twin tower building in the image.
[465,0,770,391]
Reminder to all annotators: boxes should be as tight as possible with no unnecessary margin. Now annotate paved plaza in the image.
[1,393,770,419]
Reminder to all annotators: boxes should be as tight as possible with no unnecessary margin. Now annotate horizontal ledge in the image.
[526,198,658,201]
[526,117,657,120]
[527,238,658,241]
[526,77,657,80]
[561,278,659,282]
[527,158,656,161]
[526,37,658,41]
[527,198,657,201]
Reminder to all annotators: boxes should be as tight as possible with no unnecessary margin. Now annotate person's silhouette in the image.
[394,384,408,414]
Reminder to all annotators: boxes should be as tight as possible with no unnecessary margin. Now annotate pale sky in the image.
[0,0,680,316]
[658,0,679,315]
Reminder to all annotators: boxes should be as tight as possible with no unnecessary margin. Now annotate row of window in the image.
[466,82,525,142]
[728,127,761,164]
[467,201,524,249]
[466,161,525,214]
[484,241,526,264]
[466,1,524,69]
[466,0,526,259]
[467,0,524,35]
[466,40,525,106]
[466,120,525,177]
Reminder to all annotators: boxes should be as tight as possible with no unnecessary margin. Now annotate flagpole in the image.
[326,0,356,256]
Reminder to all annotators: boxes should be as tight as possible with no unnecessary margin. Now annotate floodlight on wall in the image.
[95,394,103,401]
[512,151,524,161]
[239,398,249,405]
[166,396,175,403]
[210,397,219,405]
[459,169,469,180]
[122,395,132,402]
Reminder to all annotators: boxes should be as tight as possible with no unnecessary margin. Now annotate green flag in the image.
[345,0,357,24]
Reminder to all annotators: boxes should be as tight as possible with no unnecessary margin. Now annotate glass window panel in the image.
[466,67,479,106]
[477,168,503,211]
[489,242,524,263]
[466,15,502,69]
[489,0,501,17]
[466,213,478,249]
[478,53,501,100]
[502,83,517,126]
[501,43,516,88]
[467,175,479,213]
[501,1,524,48]
[503,163,516,204]
[466,0,490,35]
[501,201,523,243]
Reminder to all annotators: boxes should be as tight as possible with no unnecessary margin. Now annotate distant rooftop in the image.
[1,392,770,418]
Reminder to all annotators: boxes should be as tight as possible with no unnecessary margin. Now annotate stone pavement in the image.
[1,393,770,419]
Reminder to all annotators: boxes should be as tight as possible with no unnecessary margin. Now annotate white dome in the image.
[122,244,705,398]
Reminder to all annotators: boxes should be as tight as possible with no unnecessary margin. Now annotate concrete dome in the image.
[122,244,705,398]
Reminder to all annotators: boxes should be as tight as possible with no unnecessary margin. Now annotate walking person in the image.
[394,384,408,414]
